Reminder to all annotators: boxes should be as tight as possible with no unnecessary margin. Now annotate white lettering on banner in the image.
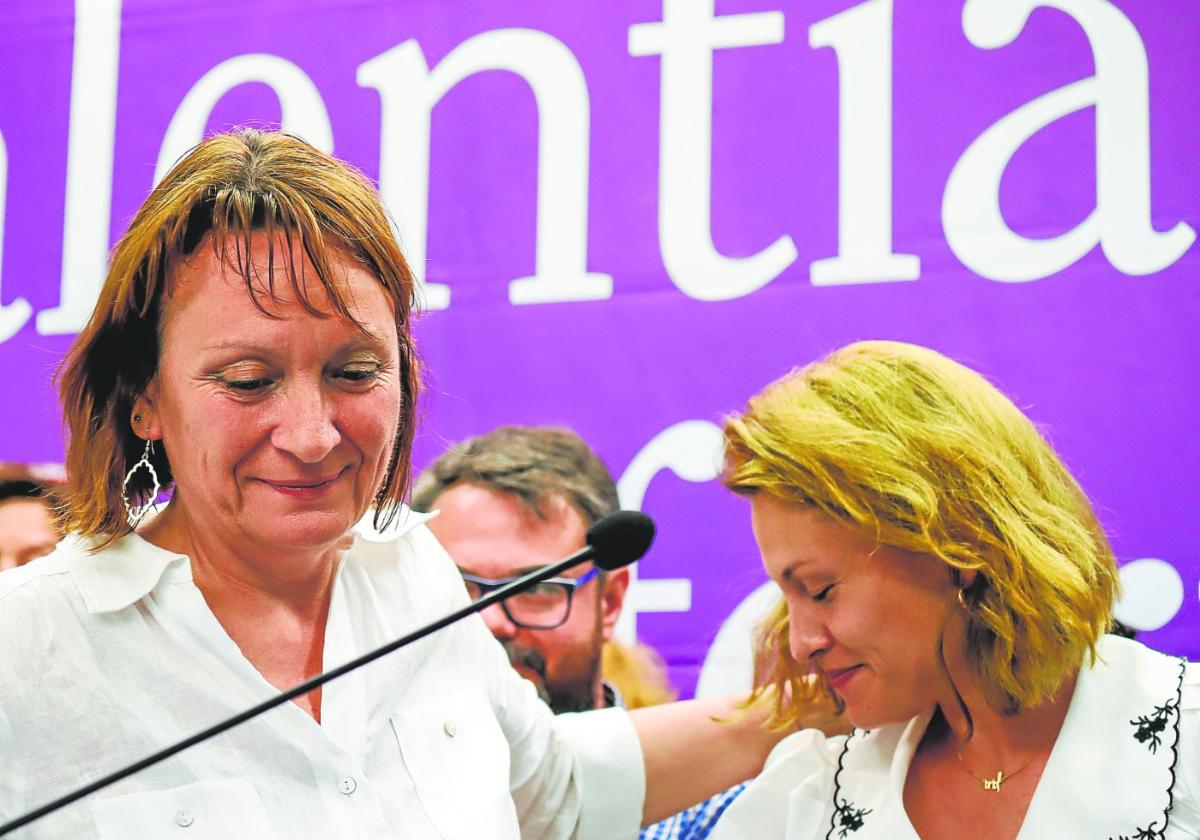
[629,0,797,302]
[808,0,920,286]
[358,30,611,311]
[1113,558,1185,632]
[943,0,1195,282]
[694,580,779,699]
[155,55,334,185]
[0,128,34,344]
[37,0,122,337]
[5,2,1187,349]
[613,420,725,644]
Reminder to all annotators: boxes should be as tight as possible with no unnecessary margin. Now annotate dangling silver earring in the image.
[122,439,161,523]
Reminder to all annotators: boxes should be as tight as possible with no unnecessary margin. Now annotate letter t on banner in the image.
[630,0,797,302]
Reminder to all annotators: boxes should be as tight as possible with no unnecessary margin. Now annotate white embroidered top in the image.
[0,512,644,839]
[711,635,1197,839]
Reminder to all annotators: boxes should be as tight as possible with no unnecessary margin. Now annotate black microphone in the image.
[585,509,655,571]
[0,510,655,836]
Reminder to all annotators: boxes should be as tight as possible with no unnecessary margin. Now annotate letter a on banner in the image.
[943,0,1195,282]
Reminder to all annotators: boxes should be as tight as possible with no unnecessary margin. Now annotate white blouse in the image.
[0,512,644,840]
[711,635,1198,839]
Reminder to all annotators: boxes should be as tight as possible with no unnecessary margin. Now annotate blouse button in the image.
[338,776,357,796]
[443,720,457,738]
[174,809,194,828]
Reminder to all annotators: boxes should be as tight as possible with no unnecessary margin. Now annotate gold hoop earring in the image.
[956,588,971,610]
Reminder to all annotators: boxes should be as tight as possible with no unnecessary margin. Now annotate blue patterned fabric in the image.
[639,783,746,840]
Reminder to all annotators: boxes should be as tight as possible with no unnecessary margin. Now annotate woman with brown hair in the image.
[0,129,780,839]
[712,341,1197,839]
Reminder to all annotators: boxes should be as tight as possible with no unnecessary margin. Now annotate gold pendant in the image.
[982,771,1004,792]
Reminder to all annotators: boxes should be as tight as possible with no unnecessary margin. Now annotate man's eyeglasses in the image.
[460,567,601,630]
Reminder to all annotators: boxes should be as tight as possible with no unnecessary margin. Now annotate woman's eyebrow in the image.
[779,560,811,582]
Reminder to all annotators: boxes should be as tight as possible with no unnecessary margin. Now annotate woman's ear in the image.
[950,567,980,592]
[130,386,162,442]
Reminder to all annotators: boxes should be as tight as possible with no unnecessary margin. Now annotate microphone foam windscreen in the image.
[586,511,656,570]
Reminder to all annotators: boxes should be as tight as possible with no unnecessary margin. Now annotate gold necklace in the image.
[955,750,1036,793]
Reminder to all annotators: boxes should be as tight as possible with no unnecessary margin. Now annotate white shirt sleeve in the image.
[407,525,645,840]
[551,708,644,840]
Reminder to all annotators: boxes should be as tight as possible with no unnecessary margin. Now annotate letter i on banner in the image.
[808,0,920,286]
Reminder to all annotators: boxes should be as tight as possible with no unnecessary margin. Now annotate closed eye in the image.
[338,369,376,381]
[333,362,387,386]
[224,377,272,392]
[812,584,834,603]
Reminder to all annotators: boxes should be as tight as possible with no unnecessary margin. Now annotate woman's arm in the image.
[631,697,778,825]
[632,689,846,826]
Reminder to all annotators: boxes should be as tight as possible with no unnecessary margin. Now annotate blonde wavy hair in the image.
[724,341,1118,727]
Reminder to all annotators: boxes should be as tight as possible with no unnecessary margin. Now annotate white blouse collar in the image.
[66,532,190,615]
[64,505,434,615]
[829,636,1186,839]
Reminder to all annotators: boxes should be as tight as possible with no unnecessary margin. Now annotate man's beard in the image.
[500,638,603,714]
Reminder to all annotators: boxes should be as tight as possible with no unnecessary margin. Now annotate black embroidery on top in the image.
[825,730,872,839]
[832,799,872,838]
[1110,824,1161,840]
[1109,656,1187,840]
[1131,700,1178,754]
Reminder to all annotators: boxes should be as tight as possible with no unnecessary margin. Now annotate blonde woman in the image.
[713,341,1197,840]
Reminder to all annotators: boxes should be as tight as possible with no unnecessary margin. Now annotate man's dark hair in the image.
[411,426,619,526]
[0,480,48,505]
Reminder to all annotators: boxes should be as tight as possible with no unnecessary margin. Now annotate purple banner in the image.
[1,0,1196,696]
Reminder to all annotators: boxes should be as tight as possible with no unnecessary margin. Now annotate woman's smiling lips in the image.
[256,469,348,499]
[825,665,863,692]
